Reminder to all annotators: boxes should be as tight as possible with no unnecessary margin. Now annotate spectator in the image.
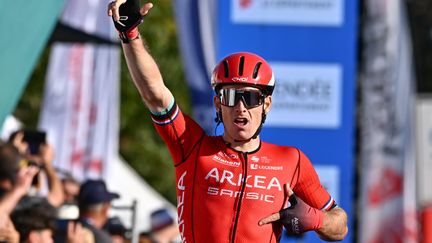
[149,208,180,243]
[11,196,57,243]
[9,131,64,207]
[78,179,120,243]
[0,216,19,243]
[0,142,38,231]
[61,173,80,205]
[0,141,22,196]
[104,216,130,243]
[56,171,80,238]
[53,218,94,243]
[138,231,153,243]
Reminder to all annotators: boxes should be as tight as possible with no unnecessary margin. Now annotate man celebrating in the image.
[107,1,348,242]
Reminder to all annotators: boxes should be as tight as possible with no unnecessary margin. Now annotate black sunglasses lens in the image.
[241,90,263,108]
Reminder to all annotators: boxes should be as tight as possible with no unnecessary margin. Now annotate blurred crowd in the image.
[0,129,181,243]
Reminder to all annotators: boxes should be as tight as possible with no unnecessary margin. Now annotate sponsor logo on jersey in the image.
[212,152,240,167]
[205,167,282,191]
[250,164,283,171]
[177,171,187,243]
[207,187,276,203]
[250,155,272,163]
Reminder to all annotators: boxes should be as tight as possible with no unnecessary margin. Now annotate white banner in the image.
[39,44,120,181]
[416,97,432,206]
[359,0,419,242]
[61,0,117,39]
[38,0,120,181]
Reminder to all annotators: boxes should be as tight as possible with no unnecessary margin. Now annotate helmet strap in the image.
[251,105,266,140]
[214,111,223,135]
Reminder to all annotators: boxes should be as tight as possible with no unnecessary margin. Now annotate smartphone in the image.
[22,130,46,155]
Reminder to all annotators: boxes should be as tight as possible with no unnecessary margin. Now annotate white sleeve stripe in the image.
[321,197,335,211]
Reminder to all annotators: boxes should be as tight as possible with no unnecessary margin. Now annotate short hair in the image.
[80,202,106,212]
[11,196,57,242]
[139,231,152,237]
[0,141,21,183]
[104,216,128,237]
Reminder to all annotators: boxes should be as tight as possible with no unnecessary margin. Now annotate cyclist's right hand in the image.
[107,0,153,42]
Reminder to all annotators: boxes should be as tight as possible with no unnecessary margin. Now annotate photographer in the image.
[0,141,39,243]
[9,130,64,207]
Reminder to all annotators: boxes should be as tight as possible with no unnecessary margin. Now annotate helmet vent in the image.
[238,56,245,76]
[252,62,262,79]
[223,60,229,78]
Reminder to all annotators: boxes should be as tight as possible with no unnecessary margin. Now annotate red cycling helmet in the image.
[211,52,275,95]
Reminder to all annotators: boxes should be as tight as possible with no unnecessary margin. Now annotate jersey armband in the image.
[329,203,338,210]
[150,100,179,125]
[150,98,175,116]
[320,197,336,211]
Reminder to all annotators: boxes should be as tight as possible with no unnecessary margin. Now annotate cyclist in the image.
[107,1,348,242]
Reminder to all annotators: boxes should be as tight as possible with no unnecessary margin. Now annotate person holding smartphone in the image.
[9,130,64,207]
[0,141,40,243]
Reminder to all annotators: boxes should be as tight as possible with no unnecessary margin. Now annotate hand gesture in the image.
[10,131,28,155]
[107,0,153,42]
[13,166,39,196]
[38,143,54,168]
[258,184,323,235]
[0,216,20,243]
[67,221,85,243]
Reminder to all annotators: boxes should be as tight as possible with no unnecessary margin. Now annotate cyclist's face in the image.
[215,85,271,143]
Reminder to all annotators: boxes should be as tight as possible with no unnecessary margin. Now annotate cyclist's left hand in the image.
[258,184,323,235]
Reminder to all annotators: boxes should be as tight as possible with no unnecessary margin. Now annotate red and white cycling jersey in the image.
[152,103,335,243]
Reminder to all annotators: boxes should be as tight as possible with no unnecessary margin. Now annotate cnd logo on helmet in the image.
[231,77,249,82]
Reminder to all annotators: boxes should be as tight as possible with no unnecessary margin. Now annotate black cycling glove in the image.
[112,0,144,43]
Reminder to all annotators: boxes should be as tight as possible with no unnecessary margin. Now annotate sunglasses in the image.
[219,88,265,109]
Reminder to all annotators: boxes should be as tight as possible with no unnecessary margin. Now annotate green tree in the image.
[14,0,189,204]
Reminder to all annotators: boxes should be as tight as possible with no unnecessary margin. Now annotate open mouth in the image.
[234,117,248,126]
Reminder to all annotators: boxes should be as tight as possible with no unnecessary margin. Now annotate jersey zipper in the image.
[230,152,248,243]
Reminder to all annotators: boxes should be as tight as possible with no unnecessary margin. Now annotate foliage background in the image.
[13,1,188,204]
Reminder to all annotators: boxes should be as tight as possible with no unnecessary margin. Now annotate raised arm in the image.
[108,0,174,113]
[39,144,64,207]
[0,167,38,216]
